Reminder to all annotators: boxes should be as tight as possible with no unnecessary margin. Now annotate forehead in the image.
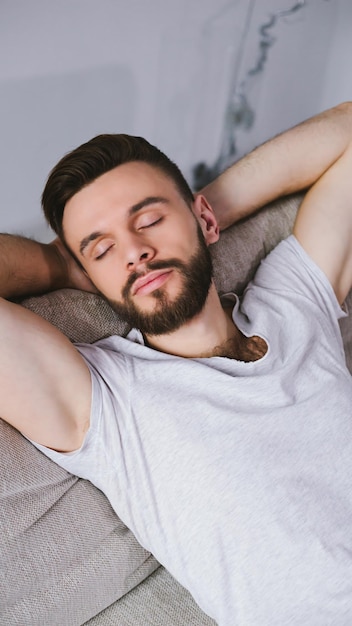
[62,161,184,242]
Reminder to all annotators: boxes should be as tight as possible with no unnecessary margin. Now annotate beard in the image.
[106,225,213,336]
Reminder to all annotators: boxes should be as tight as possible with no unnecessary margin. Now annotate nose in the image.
[124,234,156,270]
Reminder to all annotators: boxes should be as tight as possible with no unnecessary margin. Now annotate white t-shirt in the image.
[32,237,352,625]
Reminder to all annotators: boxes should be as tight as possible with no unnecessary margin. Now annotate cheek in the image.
[163,224,196,255]
[86,264,125,299]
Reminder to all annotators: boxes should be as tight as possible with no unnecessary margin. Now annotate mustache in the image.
[122,258,186,298]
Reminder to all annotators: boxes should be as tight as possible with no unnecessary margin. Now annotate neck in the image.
[144,283,237,358]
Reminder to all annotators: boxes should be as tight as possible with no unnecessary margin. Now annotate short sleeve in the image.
[27,338,130,485]
[252,235,347,322]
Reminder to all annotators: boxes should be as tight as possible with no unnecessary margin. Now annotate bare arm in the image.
[0,233,95,300]
[201,103,352,230]
[293,142,352,304]
[0,234,94,451]
[202,102,352,303]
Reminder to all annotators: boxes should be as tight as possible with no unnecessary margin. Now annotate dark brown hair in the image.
[42,134,194,240]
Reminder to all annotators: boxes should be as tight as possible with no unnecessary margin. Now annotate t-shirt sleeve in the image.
[252,235,347,322]
[26,339,130,483]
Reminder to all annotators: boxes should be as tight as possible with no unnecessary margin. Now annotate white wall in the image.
[214,0,340,166]
[0,0,250,240]
[0,0,349,242]
[319,0,352,109]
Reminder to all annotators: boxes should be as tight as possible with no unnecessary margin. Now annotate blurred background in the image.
[0,0,351,241]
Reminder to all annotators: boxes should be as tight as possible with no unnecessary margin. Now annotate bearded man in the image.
[1,103,352,625]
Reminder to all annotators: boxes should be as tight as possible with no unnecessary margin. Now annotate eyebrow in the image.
[79,231,104,256]
[79,196,168,257]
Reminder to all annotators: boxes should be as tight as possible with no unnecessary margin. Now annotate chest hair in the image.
[205,333,267,362]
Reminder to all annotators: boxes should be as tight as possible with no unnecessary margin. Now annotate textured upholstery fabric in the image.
[21,287,129,344]
[85,568,216,626]
[0,418,159,626]
[211,193,302,296]
[1,192,351,625]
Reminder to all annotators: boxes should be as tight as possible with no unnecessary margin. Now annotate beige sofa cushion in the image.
[0,417,159,626]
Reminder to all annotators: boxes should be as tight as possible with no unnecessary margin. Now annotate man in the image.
[1,103,352,625]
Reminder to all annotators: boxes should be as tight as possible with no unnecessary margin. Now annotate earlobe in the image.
[193,194,220,245]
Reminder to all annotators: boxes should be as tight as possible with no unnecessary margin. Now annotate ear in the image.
[192,194,220,245]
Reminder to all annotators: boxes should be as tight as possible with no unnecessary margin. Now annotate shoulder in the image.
[248,236,345,323]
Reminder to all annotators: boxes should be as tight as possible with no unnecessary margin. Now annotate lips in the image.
[131,269,173,296]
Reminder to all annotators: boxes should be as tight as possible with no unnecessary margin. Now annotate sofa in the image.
[1,192,351,625]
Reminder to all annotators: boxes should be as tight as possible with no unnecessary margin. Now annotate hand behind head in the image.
[50,238,98,293]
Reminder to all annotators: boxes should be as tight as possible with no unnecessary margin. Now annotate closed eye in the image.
[139,217,163,230]
[95,244,114,260]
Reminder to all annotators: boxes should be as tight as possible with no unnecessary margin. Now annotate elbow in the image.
[335,101,352,115]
